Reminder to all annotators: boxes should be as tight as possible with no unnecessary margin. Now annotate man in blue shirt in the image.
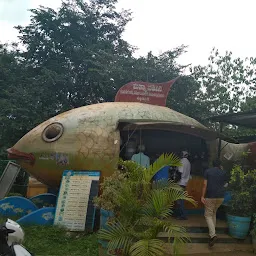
[201,159,228,248]
[131,145,150,168]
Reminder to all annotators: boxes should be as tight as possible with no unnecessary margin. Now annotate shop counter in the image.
[184,175,204,210]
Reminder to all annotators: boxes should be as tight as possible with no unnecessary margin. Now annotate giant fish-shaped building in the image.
[7,102,249,187]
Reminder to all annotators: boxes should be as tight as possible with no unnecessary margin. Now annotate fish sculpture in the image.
[7,102,253,187]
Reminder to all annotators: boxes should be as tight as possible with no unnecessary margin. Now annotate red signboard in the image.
[114,78,178,106]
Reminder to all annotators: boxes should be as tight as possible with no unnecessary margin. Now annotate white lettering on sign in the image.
[132,84,146,90]
[120,90,134,95]
[137,96,150,102]
[149,93,165,98]
[119,89,165,98]
[147,85,163,92]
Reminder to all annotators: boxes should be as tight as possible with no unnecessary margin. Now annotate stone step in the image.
[169,216,227,229]
[158,232,252,244]
[164,242,253,255]
[185,226,228,234]
[169,215,228,234]
[164,215,253,254]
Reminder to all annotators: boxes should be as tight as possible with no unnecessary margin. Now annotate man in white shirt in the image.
[176,151,191,220]
[131,145,150,168]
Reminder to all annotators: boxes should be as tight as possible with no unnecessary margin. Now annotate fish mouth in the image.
[7,148,35,165]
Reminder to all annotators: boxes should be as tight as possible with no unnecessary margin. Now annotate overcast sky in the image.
[0,0,255,66]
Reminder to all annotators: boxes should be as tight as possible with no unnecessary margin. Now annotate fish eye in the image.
[42,123,64,142]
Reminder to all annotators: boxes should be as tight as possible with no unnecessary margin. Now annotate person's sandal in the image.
[209,236,217,248]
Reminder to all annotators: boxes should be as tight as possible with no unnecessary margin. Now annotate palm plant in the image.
[96,153,196,256]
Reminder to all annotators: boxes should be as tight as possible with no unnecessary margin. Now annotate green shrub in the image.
[96,154,197,256]
[228,165,256,217]
[251,214,256,238]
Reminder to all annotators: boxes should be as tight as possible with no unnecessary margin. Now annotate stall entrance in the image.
[119,128,209,211]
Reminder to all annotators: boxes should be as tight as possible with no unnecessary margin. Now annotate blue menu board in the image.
[54,170,100,231]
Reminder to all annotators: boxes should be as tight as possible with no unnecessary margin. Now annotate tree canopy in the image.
[1,0,256,158]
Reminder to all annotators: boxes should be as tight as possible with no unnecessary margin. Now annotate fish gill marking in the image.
[95,127,104,137]
[99,114,114,125]
[77,128,111,159]
[78,143,90,159]
[78,132,95,149]
[137,110,151,119]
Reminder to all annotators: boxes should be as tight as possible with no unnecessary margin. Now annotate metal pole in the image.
[218,122,223,159]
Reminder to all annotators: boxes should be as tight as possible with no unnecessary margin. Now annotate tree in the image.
[0,0,135,157]
[0,43,66,152]
[191,48,256,117]
[0,44,33,156]
[16,0,133,109]
[189,48,256,137]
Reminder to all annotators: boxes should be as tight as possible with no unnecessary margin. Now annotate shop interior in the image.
[119,128,210,177]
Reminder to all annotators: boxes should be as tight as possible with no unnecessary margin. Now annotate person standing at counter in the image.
[176,151,191,220]
[131,145,150,168]
[201,159,228,248]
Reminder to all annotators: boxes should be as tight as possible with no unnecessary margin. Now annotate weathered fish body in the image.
[7,102,251,187]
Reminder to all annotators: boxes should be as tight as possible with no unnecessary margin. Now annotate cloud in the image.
[0,0,62,44]
[1,0,256,66]
[0,0,31,24]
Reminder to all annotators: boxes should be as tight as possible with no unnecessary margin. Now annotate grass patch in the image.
[0,217,98,256]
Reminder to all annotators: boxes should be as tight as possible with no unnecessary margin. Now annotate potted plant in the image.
[95,153,196,256]
[222,151,251,208]
[227,165,256,239]
[251,214,256,253]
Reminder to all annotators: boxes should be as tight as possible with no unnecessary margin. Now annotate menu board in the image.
[54,170,100,231]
